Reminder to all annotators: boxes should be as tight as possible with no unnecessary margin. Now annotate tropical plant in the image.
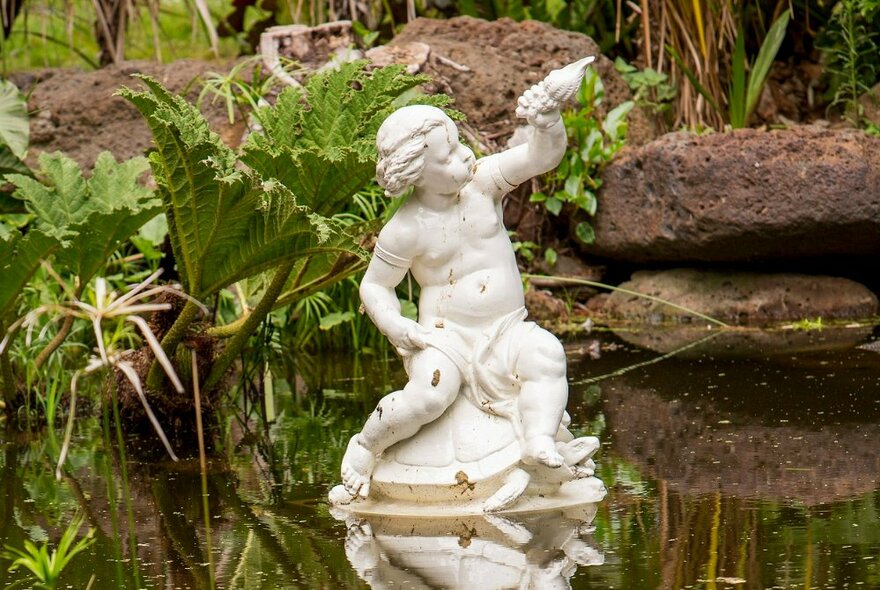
[1,512,95,589]
[666,7,790,129]
[614,57,676,120]
[120,61,454,395]
[1,152,159,405]
[821,0,880,125]
[530,67,633,245]
[727,8,790,128]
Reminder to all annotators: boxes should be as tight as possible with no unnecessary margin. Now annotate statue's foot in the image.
[341,435,377,499]
[522,435,564,468]
[483,468,531,513]
[328,484,357,506]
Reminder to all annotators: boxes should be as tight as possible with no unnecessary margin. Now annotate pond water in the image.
[1,326,880,589]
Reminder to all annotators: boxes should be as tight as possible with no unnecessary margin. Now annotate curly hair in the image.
[375,106,447,198]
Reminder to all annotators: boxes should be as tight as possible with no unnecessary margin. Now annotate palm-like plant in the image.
[119,61,454,393]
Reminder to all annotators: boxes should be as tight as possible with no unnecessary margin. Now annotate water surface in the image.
[1,328,879,589]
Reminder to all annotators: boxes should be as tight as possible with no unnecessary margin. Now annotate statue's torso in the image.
[403,182,525,329]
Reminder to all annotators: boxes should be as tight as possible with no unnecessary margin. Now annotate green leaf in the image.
[614,56,638,74]
[529,191,547,203]
[545,0,566,20]
[544,247,557,266]
[319,310,355,330]
[564,174,582,198]
[0,80,29,159]
[729,25,747,128]
[602,101,634,140]
[575,221,596,244]
[545,196,564,216]
[745,9,790,122]
[0,228,61,319]
[0,144,31,181]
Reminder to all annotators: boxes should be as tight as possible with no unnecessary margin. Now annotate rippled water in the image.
[1,326,879,589]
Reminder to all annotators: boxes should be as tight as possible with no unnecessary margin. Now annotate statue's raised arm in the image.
[495,56,596,191]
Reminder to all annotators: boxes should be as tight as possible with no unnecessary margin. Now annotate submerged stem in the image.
[146,299,200,391]
[204,261,295,392]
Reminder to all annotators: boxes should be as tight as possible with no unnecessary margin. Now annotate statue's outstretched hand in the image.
[386,317,429,356]
[515,83,560,129]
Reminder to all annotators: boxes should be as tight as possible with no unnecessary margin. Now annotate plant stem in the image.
[207,257,313,339]
[521,273,730,327]
[146,299,200,391]
[206,312,251,339]
[204,261,295,392]
[35,314,76,370]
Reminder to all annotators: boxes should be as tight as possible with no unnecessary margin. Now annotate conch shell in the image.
[541,55,596,105]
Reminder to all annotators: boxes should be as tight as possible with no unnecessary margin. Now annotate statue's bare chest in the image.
[417,190,503,268]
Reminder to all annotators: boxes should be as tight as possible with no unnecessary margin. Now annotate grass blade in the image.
[745,9,790,120]
[666,44,720,113]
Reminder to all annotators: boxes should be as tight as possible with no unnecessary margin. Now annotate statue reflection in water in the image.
[335,505,603,589]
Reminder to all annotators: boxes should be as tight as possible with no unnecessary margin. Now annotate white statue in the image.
[330,57,605,515]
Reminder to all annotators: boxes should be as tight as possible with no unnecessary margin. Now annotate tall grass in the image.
[1,0,237,72]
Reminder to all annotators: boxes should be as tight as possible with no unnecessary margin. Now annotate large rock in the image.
[390,16,658,147]
[9,60,245,171]
[587,126,880,262]
[601,269,879,325]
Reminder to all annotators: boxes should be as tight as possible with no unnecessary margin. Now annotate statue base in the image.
[330,395,606,515]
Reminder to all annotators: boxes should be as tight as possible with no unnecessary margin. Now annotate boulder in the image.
[9,60,246,171]
[389,16,659,148]
[601,269,879,325]
[587,126,880,262]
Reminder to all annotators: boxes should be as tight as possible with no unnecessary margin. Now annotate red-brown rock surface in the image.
[10,60,245,171]
[588,126,880,262]
[391,16,658,147]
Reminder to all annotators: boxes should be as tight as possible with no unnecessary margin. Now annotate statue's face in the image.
[415,119,475,196]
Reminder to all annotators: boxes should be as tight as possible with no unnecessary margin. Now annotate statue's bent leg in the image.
[341,347,462,497]
[514,327,567,467]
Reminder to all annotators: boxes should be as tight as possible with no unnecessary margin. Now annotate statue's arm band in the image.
[489,158,518,193]
[374,243,412,268]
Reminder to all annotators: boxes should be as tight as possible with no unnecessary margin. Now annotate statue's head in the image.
[376,105,475,198]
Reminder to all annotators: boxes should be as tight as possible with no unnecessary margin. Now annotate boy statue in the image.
[335,57,602,511]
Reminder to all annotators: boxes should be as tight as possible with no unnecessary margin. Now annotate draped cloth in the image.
[406,307,537,444]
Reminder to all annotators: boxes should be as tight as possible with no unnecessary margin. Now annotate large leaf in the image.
[241,147,374,218]
[119,77,351,299]
[121,64,442,303]
[244,62,452,215]
[6,151,161,283]
[0,228,61,318]
[0,80,29,159]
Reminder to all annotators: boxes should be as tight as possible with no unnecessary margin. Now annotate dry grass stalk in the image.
[638,0,737,129]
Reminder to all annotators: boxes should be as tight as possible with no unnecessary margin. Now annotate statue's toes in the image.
[537,450,565,468]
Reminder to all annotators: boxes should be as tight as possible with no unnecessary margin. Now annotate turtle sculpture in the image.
[329,56,606,515]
